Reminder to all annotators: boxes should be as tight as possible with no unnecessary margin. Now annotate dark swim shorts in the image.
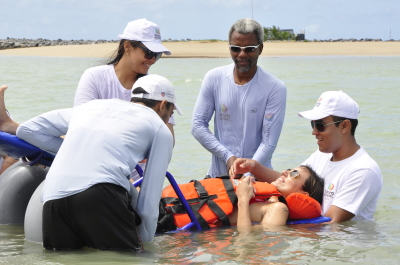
[42,183,142,251]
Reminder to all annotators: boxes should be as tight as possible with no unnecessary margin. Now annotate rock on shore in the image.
[0,38,118,50]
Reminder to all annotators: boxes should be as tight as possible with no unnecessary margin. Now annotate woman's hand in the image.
[235,176,256,203]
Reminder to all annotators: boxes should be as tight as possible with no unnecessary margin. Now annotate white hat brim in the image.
[142,42,171,55]
[173,102,183,116]
[298,109,329,120]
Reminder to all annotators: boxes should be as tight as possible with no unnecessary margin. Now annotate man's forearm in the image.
[325,205,355,223]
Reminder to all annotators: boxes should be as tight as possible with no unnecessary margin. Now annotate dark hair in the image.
[332,115,358,136]
[300,165,324,205]
[131,87,173,110]
[102,39,146,79]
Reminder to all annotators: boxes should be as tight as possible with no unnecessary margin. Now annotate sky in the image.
[1,0,399,41]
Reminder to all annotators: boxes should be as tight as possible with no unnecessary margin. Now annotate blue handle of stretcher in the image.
[132,165,202,231]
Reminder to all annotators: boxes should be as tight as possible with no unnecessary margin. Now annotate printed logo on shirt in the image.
[265,113,274,121]
[219,103,230,121]
[324,182,335,199]
[324,189,334,199]
[315,97,322,107]
[251,108,258,113]
[219,103,228,113]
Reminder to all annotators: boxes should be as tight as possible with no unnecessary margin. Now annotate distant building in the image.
[281,29,295,35]
[296,33,305,41]
[296,30,306,41]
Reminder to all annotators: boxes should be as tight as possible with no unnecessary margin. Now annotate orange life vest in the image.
[157,176,321,232]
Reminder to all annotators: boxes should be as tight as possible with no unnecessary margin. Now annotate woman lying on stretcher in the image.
[231,159,324,228]
[157,161,324,232]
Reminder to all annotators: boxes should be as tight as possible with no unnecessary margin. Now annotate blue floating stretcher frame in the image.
[0,132,54,167]
[0,131,331,229]
[133,165,330,229]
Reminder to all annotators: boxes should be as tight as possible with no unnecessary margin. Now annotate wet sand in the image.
[0,41,399,58]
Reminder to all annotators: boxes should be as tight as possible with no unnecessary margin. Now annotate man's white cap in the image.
[132,74,183,115]
[298,90,359,120]
[118,18,171,55]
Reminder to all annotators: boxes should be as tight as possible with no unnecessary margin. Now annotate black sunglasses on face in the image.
[229,44,260,53]
[131,43,162,61]
[311,120,345,132]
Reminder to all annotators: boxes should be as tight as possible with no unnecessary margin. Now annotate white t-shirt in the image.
[17,99,173,242]
[191,64,287,177]
[74,64,175,125]
[302,146,382,220]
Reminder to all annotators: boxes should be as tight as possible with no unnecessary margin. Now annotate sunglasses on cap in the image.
[131,43,162,61]
[311,120,345,132]
[229,44,260,53]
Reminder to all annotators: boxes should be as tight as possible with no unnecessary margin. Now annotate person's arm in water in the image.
[325,206,355,223]
[135,124,173,243]
[230,158,281,183]
[0,155,18,174]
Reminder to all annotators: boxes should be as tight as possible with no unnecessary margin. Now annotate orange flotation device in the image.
[156,176,321,232]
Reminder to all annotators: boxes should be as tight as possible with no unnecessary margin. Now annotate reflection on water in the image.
[0,56,399,264]
[1,221,396,264]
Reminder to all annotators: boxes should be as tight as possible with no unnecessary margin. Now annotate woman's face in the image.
[125,42,158,75]
[271,167,310,198]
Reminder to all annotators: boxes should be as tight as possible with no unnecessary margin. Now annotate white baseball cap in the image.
[132,74,183,115]
[298,90,359,120]
[118,18,171,55]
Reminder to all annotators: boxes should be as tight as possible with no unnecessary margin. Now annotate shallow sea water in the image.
[0,55,399,264]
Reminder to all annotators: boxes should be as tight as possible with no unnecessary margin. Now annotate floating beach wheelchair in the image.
[0,131,330,243]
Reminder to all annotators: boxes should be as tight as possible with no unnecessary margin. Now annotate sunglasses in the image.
[131,43,162,61]
[229,44,260,53]
[288,169,300,179]
[311,120,344,132]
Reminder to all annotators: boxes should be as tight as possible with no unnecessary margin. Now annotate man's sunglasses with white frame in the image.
[229,44,260,53]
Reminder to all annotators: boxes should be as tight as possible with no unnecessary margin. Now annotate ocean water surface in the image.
[0,55,399,264]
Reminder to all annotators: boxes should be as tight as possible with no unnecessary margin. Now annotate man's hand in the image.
[227,156,237,176]
[235,176,256,203]
[230,158,256,178]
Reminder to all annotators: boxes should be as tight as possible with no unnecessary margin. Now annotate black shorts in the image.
[43,183,142,251]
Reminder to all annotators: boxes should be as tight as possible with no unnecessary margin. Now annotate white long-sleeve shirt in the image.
[191,64,286,177]
[74,64,175,125]
[16,99,173,242]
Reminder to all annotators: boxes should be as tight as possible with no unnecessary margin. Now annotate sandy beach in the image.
[0,41,399,58]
